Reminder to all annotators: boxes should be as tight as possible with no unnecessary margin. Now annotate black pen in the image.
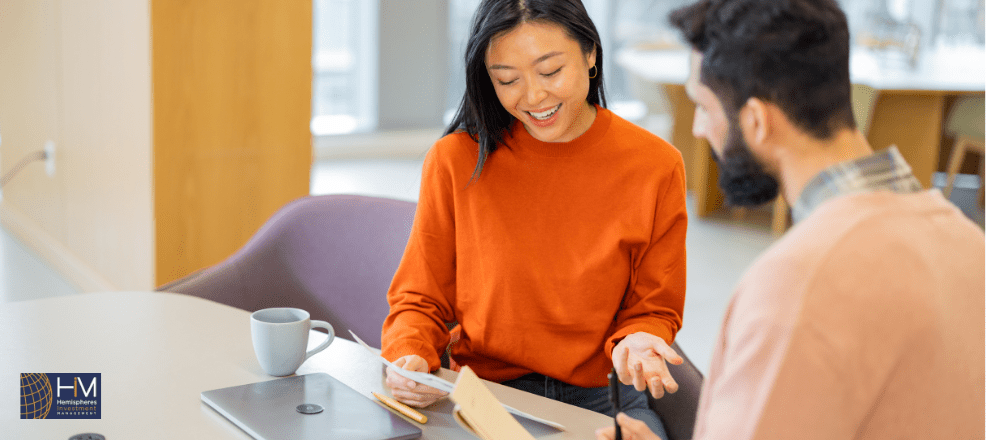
[608,370,622,440]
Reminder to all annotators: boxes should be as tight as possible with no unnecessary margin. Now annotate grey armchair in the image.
[649,342,703,440]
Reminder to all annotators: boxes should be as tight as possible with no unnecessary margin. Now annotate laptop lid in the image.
[202,373,422,440]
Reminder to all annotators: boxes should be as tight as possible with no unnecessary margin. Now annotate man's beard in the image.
[710,123,781,207]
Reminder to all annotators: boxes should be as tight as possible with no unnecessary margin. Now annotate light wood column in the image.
[661,84,726,217]
[660,84,697,187]
[152,0,313,285]
[866,91,947,188]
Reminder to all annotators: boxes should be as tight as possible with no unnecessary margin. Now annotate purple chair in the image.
[157,194,417,348]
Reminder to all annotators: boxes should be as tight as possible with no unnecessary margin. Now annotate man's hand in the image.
[595,413,663,440]
[384,354,449,407]
[612,332,683,398]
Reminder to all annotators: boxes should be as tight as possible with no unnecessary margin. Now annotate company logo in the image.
[20,373,101,419]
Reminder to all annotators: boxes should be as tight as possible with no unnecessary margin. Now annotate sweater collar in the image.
[504,105,612,157]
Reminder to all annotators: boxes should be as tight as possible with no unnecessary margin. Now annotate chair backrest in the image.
[945,94,985,141]
[646,342,704,440]
[851,83,880,136]
[158,194,417,348]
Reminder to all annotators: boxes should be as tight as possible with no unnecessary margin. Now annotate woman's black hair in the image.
[445,0,607,183]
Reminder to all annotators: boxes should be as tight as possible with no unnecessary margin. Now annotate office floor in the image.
[0,159,985,372]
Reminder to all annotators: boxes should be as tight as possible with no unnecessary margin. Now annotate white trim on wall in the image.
[0,202,116,293]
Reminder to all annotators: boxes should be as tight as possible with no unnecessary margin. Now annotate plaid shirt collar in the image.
[791,145,923,223]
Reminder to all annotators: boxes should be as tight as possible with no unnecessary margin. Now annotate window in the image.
[319,1,982,139]
[312,0,378,136]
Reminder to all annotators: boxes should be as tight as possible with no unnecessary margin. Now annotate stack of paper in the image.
[348,330,566,436]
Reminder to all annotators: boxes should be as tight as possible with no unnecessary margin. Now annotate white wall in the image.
[0,0,153,292]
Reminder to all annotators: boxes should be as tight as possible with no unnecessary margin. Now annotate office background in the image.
[0,0,989,370]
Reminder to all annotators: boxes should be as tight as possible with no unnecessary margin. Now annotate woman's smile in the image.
[525,103,562,125]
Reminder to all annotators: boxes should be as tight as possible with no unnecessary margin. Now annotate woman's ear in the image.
[587,47,597,70]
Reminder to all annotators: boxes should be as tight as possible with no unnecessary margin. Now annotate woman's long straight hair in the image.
[445,0,607,184]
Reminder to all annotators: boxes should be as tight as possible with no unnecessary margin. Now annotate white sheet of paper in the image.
[349,330,454,393]
[349,330,565,431]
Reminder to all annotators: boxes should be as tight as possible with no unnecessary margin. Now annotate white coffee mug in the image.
[250,308,335,376]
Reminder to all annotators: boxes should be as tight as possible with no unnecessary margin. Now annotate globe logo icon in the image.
[20,373,53,419]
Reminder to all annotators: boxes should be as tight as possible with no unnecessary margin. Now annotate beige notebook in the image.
[449,366,537,440]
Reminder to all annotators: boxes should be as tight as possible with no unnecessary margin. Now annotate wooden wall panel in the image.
[152,0,312,285]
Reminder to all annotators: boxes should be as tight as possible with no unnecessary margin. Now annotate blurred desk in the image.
[2,292,609,439]
[617,45,986,219]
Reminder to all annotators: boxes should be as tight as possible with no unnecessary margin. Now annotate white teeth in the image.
[528,104,561,120]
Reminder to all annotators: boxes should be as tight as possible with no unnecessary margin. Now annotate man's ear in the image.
[739,97,770,147]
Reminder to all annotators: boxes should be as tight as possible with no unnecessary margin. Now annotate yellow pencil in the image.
[372,391,428,424]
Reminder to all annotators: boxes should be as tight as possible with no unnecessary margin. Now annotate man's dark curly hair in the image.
[669,0,855,139]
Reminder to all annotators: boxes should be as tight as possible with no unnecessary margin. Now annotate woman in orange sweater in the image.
[380,1,686,436]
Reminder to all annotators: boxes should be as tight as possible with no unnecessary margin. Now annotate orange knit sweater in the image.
[381,107,687,388]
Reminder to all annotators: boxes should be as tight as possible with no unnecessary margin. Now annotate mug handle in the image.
[305,320,336,360]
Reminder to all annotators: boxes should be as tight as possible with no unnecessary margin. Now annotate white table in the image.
[2,292,611,439]
[616,44,986,225]
[616,44,985,93]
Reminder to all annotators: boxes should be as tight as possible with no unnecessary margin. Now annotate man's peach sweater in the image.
[693,190,985,439]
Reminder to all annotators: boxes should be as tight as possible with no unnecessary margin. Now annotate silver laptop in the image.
[202,373,422,440]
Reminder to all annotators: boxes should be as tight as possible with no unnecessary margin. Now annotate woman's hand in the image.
[595,412,663,440]
[384,354,449,407]
[612,332,683,398]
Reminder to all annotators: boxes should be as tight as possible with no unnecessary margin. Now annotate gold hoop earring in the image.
[589,66,597,79]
